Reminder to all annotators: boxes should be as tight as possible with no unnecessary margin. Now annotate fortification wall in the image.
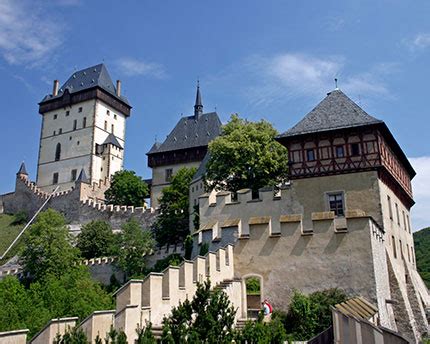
[0,175,157,231]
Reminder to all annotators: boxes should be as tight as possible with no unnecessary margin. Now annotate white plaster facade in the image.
[37,99,126,192]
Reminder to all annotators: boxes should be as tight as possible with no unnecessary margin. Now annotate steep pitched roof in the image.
[278,89,383,138]
[102,133,123,149]
[76,169,89,183]
[192,152,211,182]
[40,64,129,105]
[147,112,222,154]
[17,162,28,175]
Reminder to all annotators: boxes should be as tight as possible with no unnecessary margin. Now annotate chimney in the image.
[116,80,121,97]
[52,80,59,96]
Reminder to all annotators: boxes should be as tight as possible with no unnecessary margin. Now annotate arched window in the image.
[55,143,61,161]
[244,275,262,318]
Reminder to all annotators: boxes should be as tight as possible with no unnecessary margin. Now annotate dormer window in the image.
[306,149,315,161]
[78,107,82,113]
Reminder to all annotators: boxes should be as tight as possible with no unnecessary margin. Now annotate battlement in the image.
[19,174,74,199]
[2,245,243,343]
[80,199,154,215]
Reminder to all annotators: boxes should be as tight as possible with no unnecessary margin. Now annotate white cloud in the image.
[404,33,430,51]
[116,57,167,79]
[241,53,392,107]
[0,0,64,67]
[410,156,430,231]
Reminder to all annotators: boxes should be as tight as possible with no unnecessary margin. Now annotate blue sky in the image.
[0,0,429,229]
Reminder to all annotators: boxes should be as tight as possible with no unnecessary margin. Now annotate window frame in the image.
[350,143,360,156]
[53,172,59,184]
[335,145,345,158]
[165,168,173,182]
[326,191,345,217]
[306,148,315,162]
[71,169,77,181]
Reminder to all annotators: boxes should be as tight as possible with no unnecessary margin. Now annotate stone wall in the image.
[0,174,157,231]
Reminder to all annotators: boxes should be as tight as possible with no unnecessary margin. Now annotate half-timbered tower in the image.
[147,84,221,207]
[276,89,418,299]
[37,64,131,192]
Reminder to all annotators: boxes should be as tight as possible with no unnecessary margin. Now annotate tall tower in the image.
[37,64,132,192]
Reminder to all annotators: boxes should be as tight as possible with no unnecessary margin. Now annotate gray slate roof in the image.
[40,64,129,105]
[147,112,222,154]
[278,89,383,138]
[76,169,89,183]
[103,133,123,149]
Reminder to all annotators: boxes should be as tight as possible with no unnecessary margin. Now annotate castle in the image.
[0,64,429,343]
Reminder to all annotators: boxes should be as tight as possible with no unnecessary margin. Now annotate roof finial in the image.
[194,80,203,118]
[335,78,339,90]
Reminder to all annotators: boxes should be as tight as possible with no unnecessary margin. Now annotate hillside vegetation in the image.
[413,227,430,288]
[0,214,23,259]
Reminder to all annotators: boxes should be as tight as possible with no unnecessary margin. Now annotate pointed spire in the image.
[17,162,28,176]
[75,168,89,183]
[194,80,203,118]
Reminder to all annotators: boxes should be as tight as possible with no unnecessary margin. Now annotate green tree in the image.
[414,227,430,288]
[205,114,289,195]
[53,326,88,343]
[105,170,148,207]
[136,322,156,344]
[77,220,116,259]
[161,281,236,343]
[154,167,197,245]
[237,316,287,344]
[116,219,154,279]
[19,209,80,282]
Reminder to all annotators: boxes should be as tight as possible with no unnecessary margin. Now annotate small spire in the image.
[334,78,339,90]
[17,162,28,176]
[194,80,203,118]
[75,168,89,183]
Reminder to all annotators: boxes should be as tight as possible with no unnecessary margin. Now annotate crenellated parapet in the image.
[0,245,243,343]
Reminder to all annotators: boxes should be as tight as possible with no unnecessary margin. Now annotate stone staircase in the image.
[16,244,244,343]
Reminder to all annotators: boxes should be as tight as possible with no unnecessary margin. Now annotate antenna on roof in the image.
[334,78,339,90]
[155,135,157,142]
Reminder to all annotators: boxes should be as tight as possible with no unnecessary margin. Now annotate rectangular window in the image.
[165,168,173,182]
[107,110,110,116]
[407,244,410,262]
[114,114,117,120]
[104,121,108,131]
[71,169,77,181]
[73,119,77,131]
[411,247,414,264]
[399,239,403,257]
[66,111,70,116]
[83,117,87,128]
[351,143,360,156]
[53,172,59,185]
[78,107,82,113]
[392,235,397,258]
[395,203,400,225]
[328,192,344,217]
[54,114,58,120]
[111,124,114,134]
[387,196,393,220]
[336,145,344,158]
[53,130,56,136]
[402,211,407,231]
[306,149,315,161]
[59,128,62,134]
[407,215,411,233]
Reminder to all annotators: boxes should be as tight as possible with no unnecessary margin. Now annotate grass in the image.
[0,214,24,263]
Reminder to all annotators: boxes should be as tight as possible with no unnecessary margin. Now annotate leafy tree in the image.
[116,219,154,280]
[19,209,80,282]
[12,210,28,225]
[204,114,289,195]
[151,253,183,273]
[245,277,261,295]
[105,326,127,343]
[154,167,197,245]
[77,220,116,259]
[237,316,287,344]
[414,227,430,288]
[161,281,236,343]
[283,289,346,340]
[105,170,148,207]
[184,235,193,260]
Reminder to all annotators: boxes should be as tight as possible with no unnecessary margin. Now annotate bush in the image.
[151,253,183,273]
[76,220,116,259]
[237,317,287,344]
[12,210,28,225]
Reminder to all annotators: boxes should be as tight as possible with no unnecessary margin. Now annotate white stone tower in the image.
[37,64,132,192]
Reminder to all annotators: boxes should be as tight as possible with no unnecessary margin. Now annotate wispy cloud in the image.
[116,57,167,79]
[410,156,430,231]
[403,33,430,51]
[239,53,393,107]
[0,0,64,67]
